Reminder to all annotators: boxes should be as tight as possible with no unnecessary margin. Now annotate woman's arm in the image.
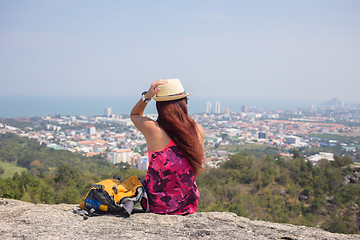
[130,79,168,135]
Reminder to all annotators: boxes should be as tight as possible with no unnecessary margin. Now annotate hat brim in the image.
[152,93,192,102]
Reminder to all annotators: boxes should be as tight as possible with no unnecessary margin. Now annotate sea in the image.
[0,95,321,118]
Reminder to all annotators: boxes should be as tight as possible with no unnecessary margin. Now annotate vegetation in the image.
[218,143,279,156]
[0,132,359,234]
[0,133,115,176]
[0,161,27,179]
[197,152,360,234]
[0,118,35,129]
[0,133,145,204]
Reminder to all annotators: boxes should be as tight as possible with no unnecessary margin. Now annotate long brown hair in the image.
[156,98,204,176]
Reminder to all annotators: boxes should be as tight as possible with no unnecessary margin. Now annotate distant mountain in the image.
[322,98,343,108]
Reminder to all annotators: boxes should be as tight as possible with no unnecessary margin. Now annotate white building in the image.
[285,136,301,146]
[104,107,113,117]
[307,152,335,165]
[226,128,242,137]
[206,101,212,113]
[214,102,221,114]
[135,156,149,171]
[108,148,134,165]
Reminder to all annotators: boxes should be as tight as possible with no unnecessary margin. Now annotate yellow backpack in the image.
[79,176,149,217]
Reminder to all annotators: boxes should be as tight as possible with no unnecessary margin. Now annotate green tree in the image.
[54,165,79,185]
[333,155,353,167]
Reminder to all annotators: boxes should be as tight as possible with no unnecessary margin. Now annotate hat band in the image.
[157,91,187,98]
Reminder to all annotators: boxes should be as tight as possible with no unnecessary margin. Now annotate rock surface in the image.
[0,198,359,240]
[343,171,360,184]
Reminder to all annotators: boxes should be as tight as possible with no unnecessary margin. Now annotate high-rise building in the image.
[241,105,248,113]
[104,107,113,117]
[206,101,212,113]
[86,125,96,135]
[214,102,221,114]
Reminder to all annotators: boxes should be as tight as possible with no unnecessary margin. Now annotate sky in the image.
[1,0,360,106]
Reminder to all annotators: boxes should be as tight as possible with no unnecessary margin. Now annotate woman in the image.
[130,79,204,215]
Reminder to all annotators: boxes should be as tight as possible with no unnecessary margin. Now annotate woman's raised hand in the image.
[144,79,168,99]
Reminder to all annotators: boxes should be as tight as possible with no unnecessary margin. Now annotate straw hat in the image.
[152,79,192,102]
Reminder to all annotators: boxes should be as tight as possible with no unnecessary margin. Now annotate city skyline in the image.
[1,1,360,104]
[0,94,356,118]
[1,103,359,166]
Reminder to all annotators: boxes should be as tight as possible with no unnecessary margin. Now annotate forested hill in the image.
[197,152,360,234]
[0,132,360,234]
[0,133,144,204]
[0,132,115,176]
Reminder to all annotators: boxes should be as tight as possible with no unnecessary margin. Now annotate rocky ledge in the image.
[0,198,359,240]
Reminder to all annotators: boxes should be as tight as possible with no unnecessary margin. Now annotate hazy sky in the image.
[1,0,360,103]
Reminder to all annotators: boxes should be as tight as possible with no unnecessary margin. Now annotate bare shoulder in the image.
[196,123,204,139]
[196,123,204,131]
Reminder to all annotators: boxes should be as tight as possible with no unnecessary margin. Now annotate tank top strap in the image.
[166,138,176,148]
[148,138,177,154]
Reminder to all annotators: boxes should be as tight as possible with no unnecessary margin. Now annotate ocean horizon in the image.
[0,95,327,118]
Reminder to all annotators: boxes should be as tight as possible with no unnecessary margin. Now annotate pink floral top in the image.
[143,139,200,215]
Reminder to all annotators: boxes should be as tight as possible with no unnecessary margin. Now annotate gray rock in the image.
[0,198,359,240]
[344,171,360,184]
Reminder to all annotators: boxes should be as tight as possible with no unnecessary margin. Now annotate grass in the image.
[0,161,27,179]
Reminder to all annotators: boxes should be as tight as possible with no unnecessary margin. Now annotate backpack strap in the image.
[140,190,150,213]
[121,200,135,217]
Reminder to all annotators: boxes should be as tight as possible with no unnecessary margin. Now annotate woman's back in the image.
[143,138,200,214]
